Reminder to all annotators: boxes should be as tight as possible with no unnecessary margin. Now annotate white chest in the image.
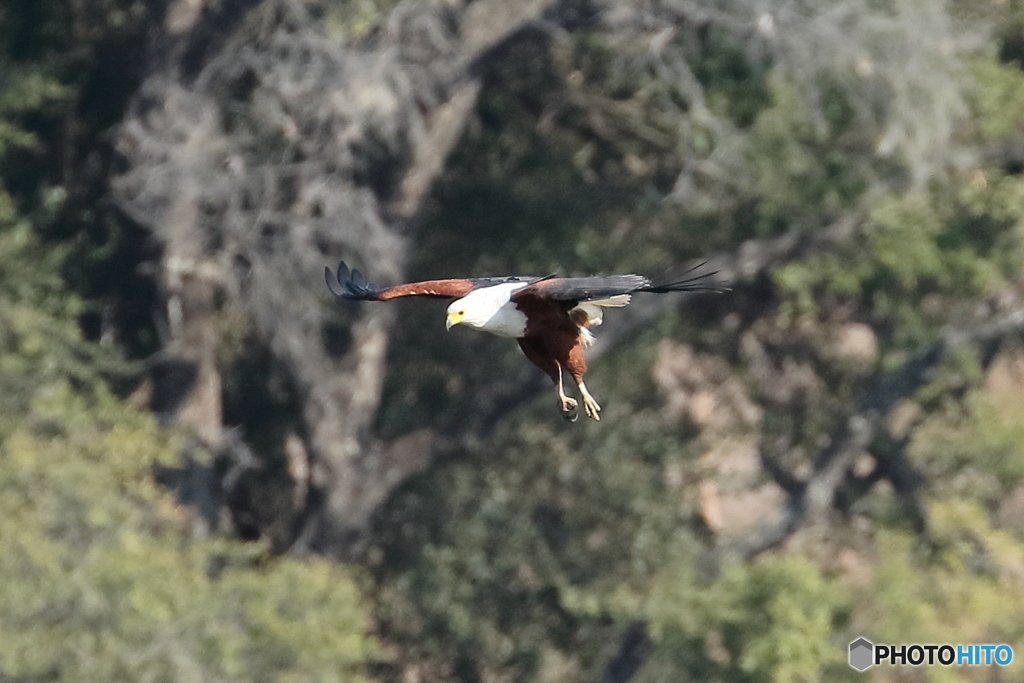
[453,282,529,338]
[478,300,529,337]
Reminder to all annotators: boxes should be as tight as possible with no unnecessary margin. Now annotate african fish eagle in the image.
[325,262,725,422]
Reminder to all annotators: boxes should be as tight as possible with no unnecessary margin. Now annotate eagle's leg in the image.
[517,337,578,421]
[555,367,579,422]
[566,343,601,421]
[576,380,602,421]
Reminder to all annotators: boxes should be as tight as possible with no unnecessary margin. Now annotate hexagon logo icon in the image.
[849,638,874,671]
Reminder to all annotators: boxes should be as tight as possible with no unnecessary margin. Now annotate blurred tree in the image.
[366,2,1024,682]
[112,0,566,552]
[7,0,1024,681]
[0,2,382,680]
[0,381,382,682]
[107,0,983,553]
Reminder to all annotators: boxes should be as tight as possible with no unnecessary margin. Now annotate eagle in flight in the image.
[326,261,724,422]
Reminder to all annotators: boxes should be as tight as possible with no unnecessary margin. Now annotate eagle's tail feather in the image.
[579,326,596,347]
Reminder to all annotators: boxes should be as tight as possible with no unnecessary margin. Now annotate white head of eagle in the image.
[445,282,529,338]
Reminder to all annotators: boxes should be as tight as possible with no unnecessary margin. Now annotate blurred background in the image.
[3,0,1024,680]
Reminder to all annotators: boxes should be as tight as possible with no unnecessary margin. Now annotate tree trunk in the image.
[113,0,557,553]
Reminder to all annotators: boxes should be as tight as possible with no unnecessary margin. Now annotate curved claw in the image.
[559,395,578,422]
[582,395,601,421]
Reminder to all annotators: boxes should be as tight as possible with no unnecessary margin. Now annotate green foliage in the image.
[0,218,130,435]
[909,390,1024,506]
[0,9,382,672]
[376,337,855,683]
[769,47,1024,338]
[0,67,68,157]
[375,344,702,679]
[688,26,772,129]
[0,0,157,356]
[772,166,1024,347]
[746,84,843,237]
[9,1,1024,682]
[967,52,1024,142]
[563,551,849,683]
[866,518,1024,679]
[370,11,1024,682]
[0,382,382,682]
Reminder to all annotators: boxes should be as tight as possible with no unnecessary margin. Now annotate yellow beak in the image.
[446,311,464,331]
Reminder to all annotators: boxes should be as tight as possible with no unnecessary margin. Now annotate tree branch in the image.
[734,305,1024,558]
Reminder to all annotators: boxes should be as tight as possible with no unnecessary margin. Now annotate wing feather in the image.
[511,264,727,304]
[512,275,650,303]
[642,262,729,294]
[326,261,539,301]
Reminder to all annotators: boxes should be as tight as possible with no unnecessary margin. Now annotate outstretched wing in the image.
[326,261,537,301]
[512,274,649,303]
[511,262,727,304]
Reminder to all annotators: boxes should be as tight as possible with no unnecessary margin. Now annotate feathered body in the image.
[326,262,725,421]
[445,282,630,345]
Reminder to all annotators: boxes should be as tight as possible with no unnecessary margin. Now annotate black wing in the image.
[511,262,727,303]
[640,262,729,294]
[512,275,649,303]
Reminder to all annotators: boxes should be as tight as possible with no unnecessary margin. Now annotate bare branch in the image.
[734,304,1024,558]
